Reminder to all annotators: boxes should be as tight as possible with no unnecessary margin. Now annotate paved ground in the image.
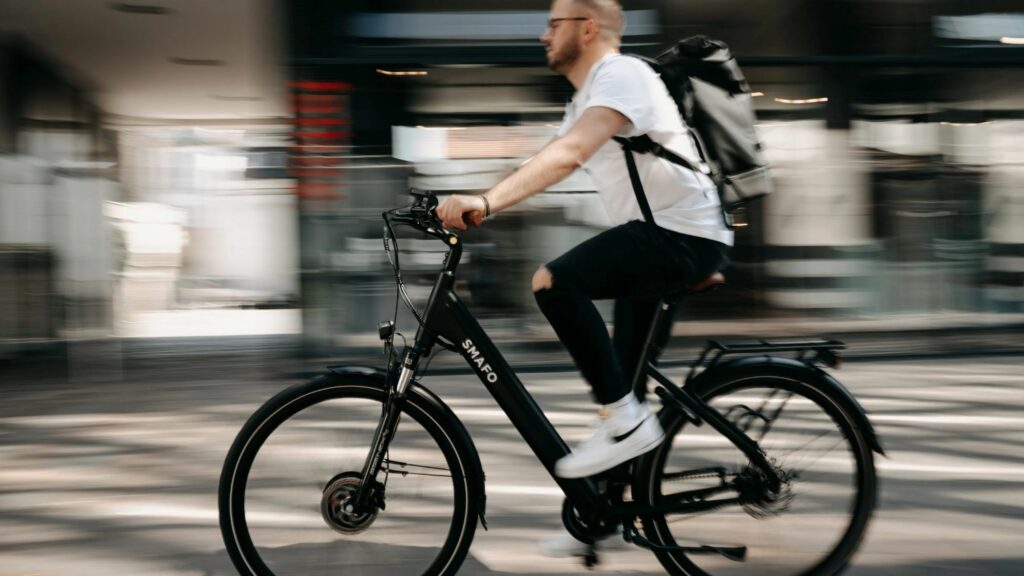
[0,346,1022,575]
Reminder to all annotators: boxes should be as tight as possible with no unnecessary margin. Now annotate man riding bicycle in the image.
[438,0,732,554]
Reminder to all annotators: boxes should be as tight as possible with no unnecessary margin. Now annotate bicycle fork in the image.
[350,353,418,512]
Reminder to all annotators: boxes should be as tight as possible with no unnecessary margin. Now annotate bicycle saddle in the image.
[687,271,726,295]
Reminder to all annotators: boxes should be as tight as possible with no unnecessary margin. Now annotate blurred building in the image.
[285,0,1024,351]
[1,1,1022,356]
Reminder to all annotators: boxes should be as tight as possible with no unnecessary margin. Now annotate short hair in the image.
[572,0,624,47]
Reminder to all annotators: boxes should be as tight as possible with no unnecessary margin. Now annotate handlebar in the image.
[385,189,448,235]
[385,189,479,244]
[383,189,464,273]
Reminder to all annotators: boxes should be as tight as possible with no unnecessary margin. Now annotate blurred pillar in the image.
[287,1,422,354]
[761,122,876,315]
[984,124,1024,312]
[50,174,116,335]
[0,42,15,152]
[814,0,857,130]
[870,156,986,313]
[0,155,59,342]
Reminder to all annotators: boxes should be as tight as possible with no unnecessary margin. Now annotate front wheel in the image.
[635,365,878,576]
[219,372,480,576]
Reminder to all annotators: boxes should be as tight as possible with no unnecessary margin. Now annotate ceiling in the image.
[1,1,1021,125]
[0,0,288,123]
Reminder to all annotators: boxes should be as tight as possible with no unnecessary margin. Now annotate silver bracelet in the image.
[479,195,491,217]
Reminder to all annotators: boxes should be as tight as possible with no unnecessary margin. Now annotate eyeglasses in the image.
[546,16,589,30]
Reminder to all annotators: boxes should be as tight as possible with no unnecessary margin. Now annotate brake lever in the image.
[397,192,463,244]
[409,188,438,210]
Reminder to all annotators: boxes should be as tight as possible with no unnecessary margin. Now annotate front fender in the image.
[686,356,885,455]
[328,364,388,378]
[327,363,489,527]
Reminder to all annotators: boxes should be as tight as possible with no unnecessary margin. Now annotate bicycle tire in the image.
[219,371,480,576]
[634,363,877,576]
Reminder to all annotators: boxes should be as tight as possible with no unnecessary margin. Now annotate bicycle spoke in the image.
[768,430,844,469]
[756,391,793,443]
[380,457,452,475]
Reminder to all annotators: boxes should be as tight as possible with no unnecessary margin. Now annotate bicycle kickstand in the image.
[582,544,599,569]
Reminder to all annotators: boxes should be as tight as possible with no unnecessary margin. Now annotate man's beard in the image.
[547,34,581,73]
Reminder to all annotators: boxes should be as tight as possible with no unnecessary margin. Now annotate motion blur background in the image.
[1,3,1023,575]
[1,0,1022,357]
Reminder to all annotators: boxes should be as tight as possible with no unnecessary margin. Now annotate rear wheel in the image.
[636,367,877,576]
[219,373,479,576]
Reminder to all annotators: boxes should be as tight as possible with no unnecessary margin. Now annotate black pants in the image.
[535,220,729,404]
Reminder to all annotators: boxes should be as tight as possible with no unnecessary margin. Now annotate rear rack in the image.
[686,339,845,383]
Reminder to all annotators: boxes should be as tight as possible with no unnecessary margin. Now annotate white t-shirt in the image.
[557,52,734,246]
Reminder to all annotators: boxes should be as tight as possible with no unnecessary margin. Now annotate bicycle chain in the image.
[660,468,730,484]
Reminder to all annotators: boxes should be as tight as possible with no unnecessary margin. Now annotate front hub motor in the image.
[321,472,380,534]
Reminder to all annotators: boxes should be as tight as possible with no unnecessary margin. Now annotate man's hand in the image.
[437,194,486,231]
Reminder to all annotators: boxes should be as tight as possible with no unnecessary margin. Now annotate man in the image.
[438,0,732,554]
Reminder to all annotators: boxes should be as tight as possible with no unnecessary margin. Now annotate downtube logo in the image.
[462,339,498,383]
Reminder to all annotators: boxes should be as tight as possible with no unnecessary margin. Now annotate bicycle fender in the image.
[326,364,490,528]
[328,364,388,378]
[686,356,885,456]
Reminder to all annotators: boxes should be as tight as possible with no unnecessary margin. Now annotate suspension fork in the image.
[350,348,421,511]
[349,259,454,511]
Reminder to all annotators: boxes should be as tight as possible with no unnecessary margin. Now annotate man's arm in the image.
[437,106,629,230]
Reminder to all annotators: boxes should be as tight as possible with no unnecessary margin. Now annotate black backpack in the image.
[614,36,772,229]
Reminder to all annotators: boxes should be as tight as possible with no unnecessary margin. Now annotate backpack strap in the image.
[613,134,711,176]
[614,133,718,230]
[614,133,737,228]
[618,140,658,228]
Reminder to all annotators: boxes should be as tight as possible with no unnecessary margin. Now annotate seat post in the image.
[629,297,678,400]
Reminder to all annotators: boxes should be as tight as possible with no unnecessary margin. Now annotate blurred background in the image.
[1,3,1023,576]
[0,0,1022,356]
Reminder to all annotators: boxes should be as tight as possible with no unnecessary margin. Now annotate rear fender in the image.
[686,356,885,455]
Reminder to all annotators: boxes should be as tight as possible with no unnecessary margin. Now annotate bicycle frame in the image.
[353,222,782,525]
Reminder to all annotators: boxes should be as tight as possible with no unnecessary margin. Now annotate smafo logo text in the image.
[462,339,498,383]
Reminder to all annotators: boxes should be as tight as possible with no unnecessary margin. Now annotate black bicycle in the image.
[219,190,882,576]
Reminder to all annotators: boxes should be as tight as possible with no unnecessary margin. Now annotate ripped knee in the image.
[532,266,553,292]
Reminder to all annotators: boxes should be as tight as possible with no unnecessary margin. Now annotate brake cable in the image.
[383,211,425,326]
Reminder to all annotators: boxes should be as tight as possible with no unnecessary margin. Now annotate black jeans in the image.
[535,220,729,404]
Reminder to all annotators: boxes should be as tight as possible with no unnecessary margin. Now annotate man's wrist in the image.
[479,195,491,217]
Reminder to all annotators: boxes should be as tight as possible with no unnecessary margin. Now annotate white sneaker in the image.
[554,411,665,479]
[538,526,629,558]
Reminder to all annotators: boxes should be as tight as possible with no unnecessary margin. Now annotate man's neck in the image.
[566,45,618,90]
